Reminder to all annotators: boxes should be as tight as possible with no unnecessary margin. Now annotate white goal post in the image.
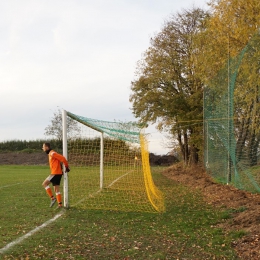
[62,109,104,208]
[62,109,69,208]
[61,109,165,212]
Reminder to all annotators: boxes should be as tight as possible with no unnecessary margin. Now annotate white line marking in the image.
[107,171,132,188]
[73,170,132,206]
[0,210,65,255]
[73,189,102,206]
[0,170,132,254]
[0,181,37,190]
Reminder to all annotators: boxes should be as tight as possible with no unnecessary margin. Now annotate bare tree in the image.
[44,109,80,141]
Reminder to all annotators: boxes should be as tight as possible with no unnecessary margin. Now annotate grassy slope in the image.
[0,166,239,259]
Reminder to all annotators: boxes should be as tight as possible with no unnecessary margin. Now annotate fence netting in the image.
[204,33,260,193]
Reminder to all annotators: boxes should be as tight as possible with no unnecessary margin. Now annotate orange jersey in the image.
[48,150,69,175]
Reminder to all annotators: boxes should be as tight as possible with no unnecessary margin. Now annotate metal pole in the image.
[62,109,69,208]
[206,120,209,169]
[227,35,232,184]
[100,132,104,189]
[203,89,209,169]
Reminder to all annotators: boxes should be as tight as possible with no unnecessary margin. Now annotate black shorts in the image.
[46,174,63,186]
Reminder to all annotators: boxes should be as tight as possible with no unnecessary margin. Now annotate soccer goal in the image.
[62,110,165,213]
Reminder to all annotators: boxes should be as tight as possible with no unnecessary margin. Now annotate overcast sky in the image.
[0,0,208,154]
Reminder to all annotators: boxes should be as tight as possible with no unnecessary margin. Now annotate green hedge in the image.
[0,139,62,152]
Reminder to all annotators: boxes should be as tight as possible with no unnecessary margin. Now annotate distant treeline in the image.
[0,139,62,152]
[0,138,131,153]
[0,139,178,166]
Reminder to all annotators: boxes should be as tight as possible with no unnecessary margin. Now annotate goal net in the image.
[62,110,165,213]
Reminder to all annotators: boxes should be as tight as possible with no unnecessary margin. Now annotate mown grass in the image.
[0,165,240,259]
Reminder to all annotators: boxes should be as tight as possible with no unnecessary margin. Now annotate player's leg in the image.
[42,175,56,207]
[54,185,62,208]
[52,175,63,208]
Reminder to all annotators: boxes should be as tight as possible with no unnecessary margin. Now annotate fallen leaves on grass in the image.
[162,164,260,260]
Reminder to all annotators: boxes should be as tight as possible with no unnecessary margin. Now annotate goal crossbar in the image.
[62,109,165,213]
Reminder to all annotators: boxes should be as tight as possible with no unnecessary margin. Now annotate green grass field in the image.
[68,165,158,213]
[0,165,241,259]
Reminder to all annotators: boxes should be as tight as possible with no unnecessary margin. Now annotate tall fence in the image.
[204,33,260,193]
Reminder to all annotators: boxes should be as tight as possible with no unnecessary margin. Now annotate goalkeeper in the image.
[42,142,70,208]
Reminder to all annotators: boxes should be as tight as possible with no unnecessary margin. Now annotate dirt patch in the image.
[162,164,260,260]
[0,152,48,165]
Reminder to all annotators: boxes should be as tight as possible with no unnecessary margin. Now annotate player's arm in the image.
[52,152,70,172]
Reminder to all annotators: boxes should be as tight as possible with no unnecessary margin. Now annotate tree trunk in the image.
[189,144,199,165]
[247,131,259,167]
[235,104,253,162]
[184,131,189,165]
[177,129,190,165]
[177,130,185,161]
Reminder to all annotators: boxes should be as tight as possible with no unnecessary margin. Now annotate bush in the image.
[0,139,62,152]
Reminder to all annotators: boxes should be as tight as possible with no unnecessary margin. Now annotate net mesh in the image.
[204,33,260,192]
[66,111,165,213]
